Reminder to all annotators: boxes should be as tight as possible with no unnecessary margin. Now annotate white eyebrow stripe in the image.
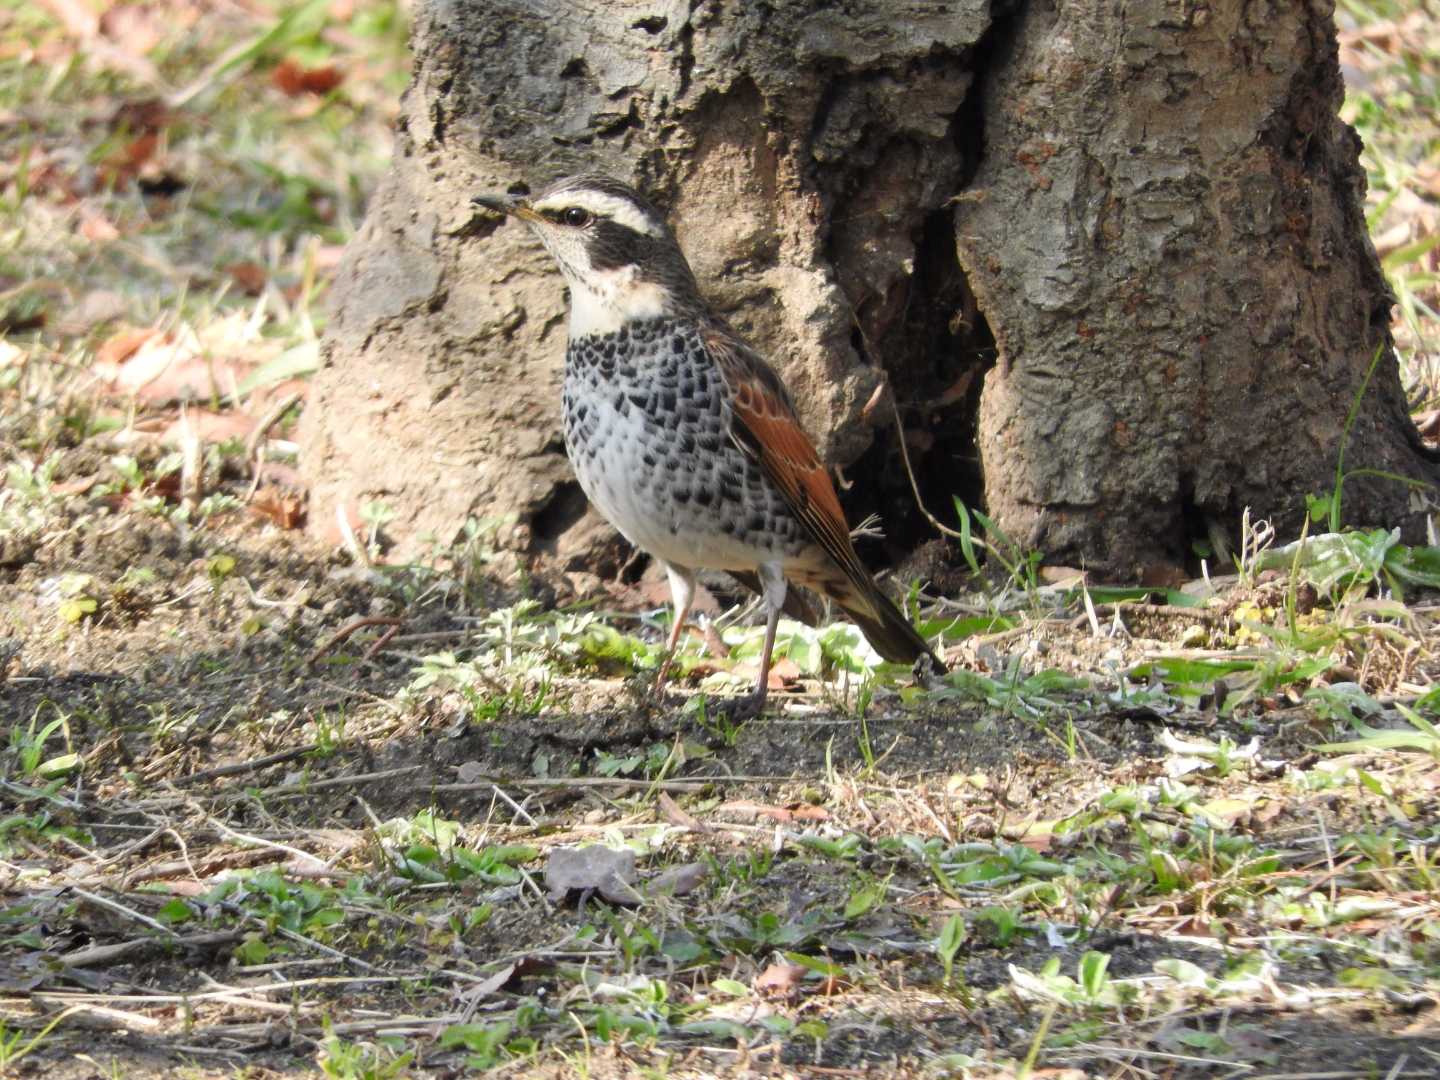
[531,190,664,237]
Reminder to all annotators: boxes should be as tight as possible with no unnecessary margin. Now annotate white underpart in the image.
[564,264,670,338]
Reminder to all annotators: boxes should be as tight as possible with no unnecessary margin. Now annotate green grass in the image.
[1,4,1439,1076]
[1340,0,1440,407]
[0,0,407,433]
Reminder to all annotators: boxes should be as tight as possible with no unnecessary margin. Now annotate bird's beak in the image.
[472,193,541,223]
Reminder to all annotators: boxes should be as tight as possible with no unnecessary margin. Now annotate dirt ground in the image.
[3,435,1439,1078]
[2,2,1439,1075]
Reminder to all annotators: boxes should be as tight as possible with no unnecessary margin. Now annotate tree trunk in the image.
[956,0,1436,579]
[299,0,1435,587]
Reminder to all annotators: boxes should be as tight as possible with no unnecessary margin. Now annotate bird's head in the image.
[474,174,702,338]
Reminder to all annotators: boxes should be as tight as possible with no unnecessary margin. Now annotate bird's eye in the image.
[562,207,593,227]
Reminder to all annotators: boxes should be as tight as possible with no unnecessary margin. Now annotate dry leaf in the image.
[768,657,801,686]
[101,131,159,184]
[753,961,806,999]
[225,261,269,296]
[1170,916,1218,937]
[731,657,800,691]
[657,791,707,832]
[785,803,829,822]
[543,846,641,906]
[459,962,518,1003]
[250,489,307,530]
[96,325,162,368]
[271,58,345,96]
[51,475,99,497]
[98,324,256,405]
[454,955,555,1003]
[80,214,121,242]
[297,64,344,95]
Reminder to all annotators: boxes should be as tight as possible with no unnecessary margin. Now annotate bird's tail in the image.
[830,576,943,669]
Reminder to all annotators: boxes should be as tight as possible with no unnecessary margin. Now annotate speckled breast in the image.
[560,318,807,570]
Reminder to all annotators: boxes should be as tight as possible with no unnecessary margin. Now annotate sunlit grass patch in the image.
[0,0,408,414]
[3,5,1440,1076]
[1340,0,1440,407]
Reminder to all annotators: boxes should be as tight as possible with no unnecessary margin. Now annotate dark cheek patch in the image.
[589,221,650,271]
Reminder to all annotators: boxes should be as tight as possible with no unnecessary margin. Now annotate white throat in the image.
[565,265,670,338]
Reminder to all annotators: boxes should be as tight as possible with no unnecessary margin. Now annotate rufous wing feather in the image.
[703,326,940,667]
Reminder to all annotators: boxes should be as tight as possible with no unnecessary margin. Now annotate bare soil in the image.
[3,438,1438,1077]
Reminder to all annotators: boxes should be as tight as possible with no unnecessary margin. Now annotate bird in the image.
[474,173,942,715]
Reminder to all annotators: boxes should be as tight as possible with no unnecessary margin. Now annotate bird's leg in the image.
[653,563,696,697]
[717,561,786,720]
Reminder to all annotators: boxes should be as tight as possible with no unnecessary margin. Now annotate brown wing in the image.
[702,324,869,592]
[704,323,941,667]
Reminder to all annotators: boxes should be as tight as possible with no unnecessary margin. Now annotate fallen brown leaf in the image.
[225,261,269,296]
[250,488,307,530]
[768,657,801,685]
[96,325,162,368]
[98,326,255,405]
[732,657,800,691]
[657,791,708,832]
[753,961,806,999]
[784,803,829,822]
[271,58,345,96]
[80,213,121,242]
[100,131,160,187]
[50,475,99,497]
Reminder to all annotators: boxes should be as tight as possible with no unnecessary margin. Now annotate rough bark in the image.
[299,0,986,584]
[957,0,1436,577]
[299,0,1434,587]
